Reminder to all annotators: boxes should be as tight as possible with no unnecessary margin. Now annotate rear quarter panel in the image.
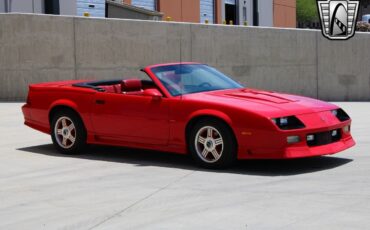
[25,85,96,135]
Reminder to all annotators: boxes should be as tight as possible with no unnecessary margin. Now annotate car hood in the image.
[183,88,337,117]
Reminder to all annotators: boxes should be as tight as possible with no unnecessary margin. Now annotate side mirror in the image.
[143,89,163,100]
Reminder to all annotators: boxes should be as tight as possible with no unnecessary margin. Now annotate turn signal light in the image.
[287,136,300,144]
[343,125,350,133]
[307,135,315,141]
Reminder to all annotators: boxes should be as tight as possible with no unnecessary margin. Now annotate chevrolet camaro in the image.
[22,63,355,168]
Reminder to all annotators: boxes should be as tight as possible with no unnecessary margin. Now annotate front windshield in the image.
[151,64,243,96]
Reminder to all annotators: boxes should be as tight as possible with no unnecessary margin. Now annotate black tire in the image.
[51,110,87,155]
[188,119,237,169]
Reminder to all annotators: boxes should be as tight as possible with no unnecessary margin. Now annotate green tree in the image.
[297,0,319,22]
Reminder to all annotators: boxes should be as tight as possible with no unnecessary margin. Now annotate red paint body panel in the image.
[22,63,355,159]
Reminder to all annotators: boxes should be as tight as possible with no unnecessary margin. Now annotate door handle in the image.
[96,99,105,105]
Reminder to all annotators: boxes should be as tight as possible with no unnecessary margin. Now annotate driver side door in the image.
[91,92,170,145]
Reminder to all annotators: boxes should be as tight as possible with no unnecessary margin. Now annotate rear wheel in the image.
[51,110,86,155]
[189,119,237,169]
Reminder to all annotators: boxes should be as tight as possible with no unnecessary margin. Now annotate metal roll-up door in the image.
[77,0,105,18]
[132,0,156,11]
[200,0,214,23]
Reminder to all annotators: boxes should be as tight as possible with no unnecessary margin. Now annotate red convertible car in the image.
[22,63,355,168]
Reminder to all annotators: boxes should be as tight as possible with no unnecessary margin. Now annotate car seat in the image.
[121,79,144,95]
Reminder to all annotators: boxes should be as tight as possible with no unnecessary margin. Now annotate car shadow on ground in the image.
[17,144,353,176]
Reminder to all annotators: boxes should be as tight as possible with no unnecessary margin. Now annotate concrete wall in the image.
[0,13,369,101]
[0,14,76,100]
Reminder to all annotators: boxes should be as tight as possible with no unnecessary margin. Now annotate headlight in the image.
[271,116,305,130]
[331,109,337,116]
[331,108,350,122]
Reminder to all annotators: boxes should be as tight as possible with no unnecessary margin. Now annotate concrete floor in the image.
[0,102,369,230]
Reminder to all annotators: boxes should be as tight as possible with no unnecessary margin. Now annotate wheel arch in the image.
[48,100,84,129]
[49,100,88,154]
[185,110,238,149]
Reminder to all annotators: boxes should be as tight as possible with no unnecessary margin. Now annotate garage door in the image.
[132,0,156,11]
[200,0,214,23]
[77,0,105,17]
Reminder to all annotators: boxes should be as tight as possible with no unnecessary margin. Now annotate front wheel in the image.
[51,110,86,155]
[189,119,237,169]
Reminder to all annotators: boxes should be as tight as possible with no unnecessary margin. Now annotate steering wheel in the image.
[198,82,212,88]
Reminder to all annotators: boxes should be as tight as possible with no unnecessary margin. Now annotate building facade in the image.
[273,0,296,27]
[0,0,105,17]
[0,0,78,15]
[122,0,296,27]
[358,0,370,21]
[0,0,296,28]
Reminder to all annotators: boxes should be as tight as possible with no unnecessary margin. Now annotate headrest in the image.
[121,79,142,92]
[99,84,121,93]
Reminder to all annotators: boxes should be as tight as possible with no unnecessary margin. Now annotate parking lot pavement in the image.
[0,102,369,229]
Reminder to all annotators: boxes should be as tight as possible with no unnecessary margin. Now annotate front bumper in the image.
[238,119,355,159]
[284,134,355,158]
